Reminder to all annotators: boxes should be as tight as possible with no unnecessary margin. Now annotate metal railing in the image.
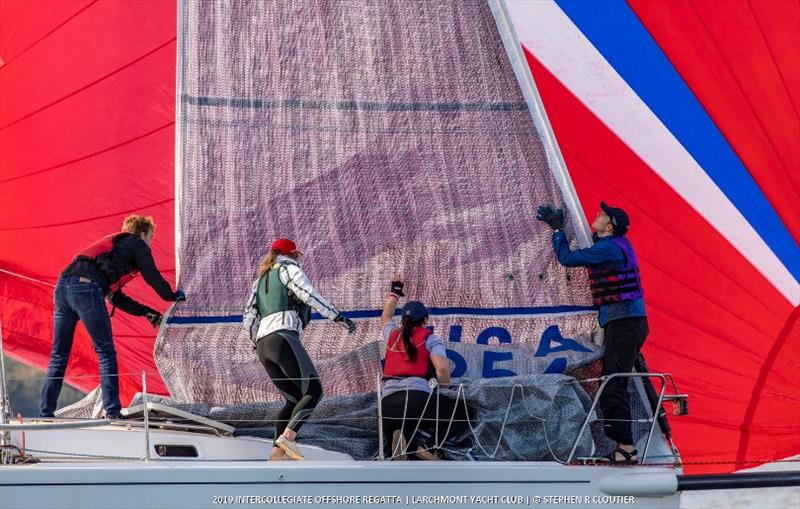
[142,371,150,461]
[0,322,13,464]
[0,338,685,466]
[374,376,550,462]
[565,372,681,464]
[0,366,153,463]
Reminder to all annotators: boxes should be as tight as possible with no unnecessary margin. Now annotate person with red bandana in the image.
[537,202,648,465]
[39,215,185,419]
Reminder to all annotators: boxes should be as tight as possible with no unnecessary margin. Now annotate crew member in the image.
[39,215,185,418]
[252,238,356,461]
[379,281,461,460]
[536,202,648,464]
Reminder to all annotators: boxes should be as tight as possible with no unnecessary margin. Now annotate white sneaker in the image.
[275,435,304,461]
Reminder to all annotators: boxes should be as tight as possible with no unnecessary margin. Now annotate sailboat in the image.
[1,1,797,508]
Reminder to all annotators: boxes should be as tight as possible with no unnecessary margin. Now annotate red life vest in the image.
[383,326,433,378]
[76,233,139,293]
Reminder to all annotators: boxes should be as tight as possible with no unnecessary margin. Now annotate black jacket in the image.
[62,233,177,316]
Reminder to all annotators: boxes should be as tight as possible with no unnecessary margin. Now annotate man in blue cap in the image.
[537,202,648,464]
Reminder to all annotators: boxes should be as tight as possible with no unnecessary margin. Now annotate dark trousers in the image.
[257,330,322,439]
[39,276,121,417]
[380,389,470,457]
[599,316,649,445]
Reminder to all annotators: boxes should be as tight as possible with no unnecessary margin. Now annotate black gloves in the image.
[335,314,356,334]
[336,315,356,334]
[390,281,405,297]
[536,205,565,231]
[146,311,163,329]
[173,289,186,302]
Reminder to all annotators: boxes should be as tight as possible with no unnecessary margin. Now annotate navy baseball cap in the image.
[402,301,429,321]
[600,201,630,235]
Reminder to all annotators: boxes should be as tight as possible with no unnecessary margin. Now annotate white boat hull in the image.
[2,459,681,509]
[1,416,682,509]
[5,424,349,462]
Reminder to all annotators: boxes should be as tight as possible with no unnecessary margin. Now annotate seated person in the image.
[379,281,468,460]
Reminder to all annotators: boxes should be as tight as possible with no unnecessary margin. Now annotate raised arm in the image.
[380,280,405,329]
[552,231,623,268]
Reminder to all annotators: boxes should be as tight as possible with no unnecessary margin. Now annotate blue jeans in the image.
[39,276,121,416]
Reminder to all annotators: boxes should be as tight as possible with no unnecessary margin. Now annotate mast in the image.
[488,0,593,248]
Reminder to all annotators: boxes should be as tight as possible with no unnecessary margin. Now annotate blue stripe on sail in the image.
[166,305,596,325]
[554,0,800,281]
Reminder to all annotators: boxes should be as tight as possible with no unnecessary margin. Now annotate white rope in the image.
[456,383,518,459]
[384,381,587,464]
[385,382,519,461]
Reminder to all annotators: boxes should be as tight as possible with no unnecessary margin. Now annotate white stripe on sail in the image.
[505,0,799,305]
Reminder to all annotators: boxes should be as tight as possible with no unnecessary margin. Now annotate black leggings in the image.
[257,330,323,440]
[599,316,649,444]
[381,389,471,457]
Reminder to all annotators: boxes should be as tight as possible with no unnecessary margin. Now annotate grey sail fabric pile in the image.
[57,371,603,462]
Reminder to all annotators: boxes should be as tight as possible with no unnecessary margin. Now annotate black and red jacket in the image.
[62,232,177,316]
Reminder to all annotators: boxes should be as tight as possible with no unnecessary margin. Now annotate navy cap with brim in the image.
[402,301,429,321]
[600,201,630,234]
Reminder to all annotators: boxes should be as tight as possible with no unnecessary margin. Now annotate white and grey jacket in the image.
[254,255,340,340]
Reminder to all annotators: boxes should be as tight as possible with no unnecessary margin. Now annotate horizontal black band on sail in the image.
[167,305,598,326]
[181,94,529,112]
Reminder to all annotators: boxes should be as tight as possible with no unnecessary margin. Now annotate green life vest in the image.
[256,260,312,326]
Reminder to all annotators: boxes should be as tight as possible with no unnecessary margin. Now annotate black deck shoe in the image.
[605,447,638,465]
